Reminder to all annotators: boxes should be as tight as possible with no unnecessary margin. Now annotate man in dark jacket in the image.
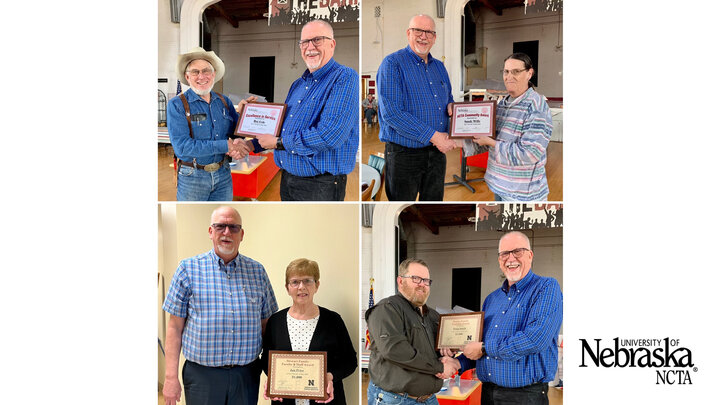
[365,258,458,404]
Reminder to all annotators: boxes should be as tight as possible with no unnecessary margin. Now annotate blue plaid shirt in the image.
[167,89,238,165]
[377,46,453,148]
[163,250,278,367]
[274,58,359,176]
[458,270,562,387]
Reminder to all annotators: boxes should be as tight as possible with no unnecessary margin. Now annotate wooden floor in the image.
[158,144,359,201]
[361,123,563,201]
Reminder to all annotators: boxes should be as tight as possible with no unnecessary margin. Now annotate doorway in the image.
[451,267,482,311]
[249,56,275,102]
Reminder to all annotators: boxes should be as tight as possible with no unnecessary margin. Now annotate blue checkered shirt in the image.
[377,46,453,148]
[458,270,563,387]
[273,58,359,176]
[163,250,278,367]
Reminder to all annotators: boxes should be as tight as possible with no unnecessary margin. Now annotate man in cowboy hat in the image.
[167,47,252,201]
[252,20,358,201]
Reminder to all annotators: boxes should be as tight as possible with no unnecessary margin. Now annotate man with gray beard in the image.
[252,20,359,201]
[365,258,459,405]
[162,206,278,405]
[167,48,254,201]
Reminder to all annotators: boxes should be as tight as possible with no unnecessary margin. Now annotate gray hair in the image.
[408,14,436,30]
[302,19,334,38]
[210,206,241,225]
[398,258,429,276]
[498,231,531,251]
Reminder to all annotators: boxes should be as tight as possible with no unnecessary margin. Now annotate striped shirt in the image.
[163,250,278,367]
[464,87,553,200]
[377,46,453,148]
[274,58,359,176]
[458,270,562,388]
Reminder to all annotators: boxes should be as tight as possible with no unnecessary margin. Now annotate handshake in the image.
[430,131,460,154]
[434,341,485,380]
[226,138,254,160]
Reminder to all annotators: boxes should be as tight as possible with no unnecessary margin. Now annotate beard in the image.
[400,282,429,307]
[189,79,215,96]
[190,86,212,96]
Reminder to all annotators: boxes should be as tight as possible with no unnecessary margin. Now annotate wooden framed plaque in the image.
[266,350,328,400]
[449,100,496,139]
[435,312,484,350]
[234,102,287,138]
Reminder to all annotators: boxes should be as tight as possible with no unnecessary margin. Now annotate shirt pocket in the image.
[508,303,528,330]
[241,286,263,313]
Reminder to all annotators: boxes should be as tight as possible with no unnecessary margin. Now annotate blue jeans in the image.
[182,360,260,405]
[280,170,347,201]
[384,142,446,201]
[367,381,439,405]
[176,162,234,201]
[365,108,376,125]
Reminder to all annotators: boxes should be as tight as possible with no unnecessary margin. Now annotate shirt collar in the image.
[501,268,536,293]
[209,249,240,269]
[503,87,535,107]
[185,88,220,103]
[302,58,337,81]
[396,293,430,317]
[403,45,434,65]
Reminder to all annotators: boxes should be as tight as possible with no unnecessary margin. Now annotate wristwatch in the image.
[276,137,285,150]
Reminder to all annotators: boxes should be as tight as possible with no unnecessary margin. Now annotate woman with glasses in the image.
[462,52,554,201]
[261,258,357,404]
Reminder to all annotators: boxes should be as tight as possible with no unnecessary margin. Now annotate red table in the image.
[230,152,280,199]
[436,379,482,405]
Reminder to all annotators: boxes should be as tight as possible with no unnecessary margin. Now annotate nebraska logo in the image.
[579,338,697,385]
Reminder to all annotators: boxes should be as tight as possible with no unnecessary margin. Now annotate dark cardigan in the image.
[261,306,358,405]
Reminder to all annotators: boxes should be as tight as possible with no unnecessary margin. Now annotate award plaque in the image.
[234,102,287,138]
[449,100,496,139]
[266,351,328,400]
[435,312,484,350]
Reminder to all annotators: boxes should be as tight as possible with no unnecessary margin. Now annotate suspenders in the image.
[178,92,230,139]
[174,92,231,184]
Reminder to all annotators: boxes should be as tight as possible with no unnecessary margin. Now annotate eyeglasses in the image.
[288,278,316,287]
[186,68,214,77]
[298,36,332,48]
[498,248,529,260]
[501,69,528,77]
[400,275,433,286]
[409,28,436,38]
[211,223,242,233]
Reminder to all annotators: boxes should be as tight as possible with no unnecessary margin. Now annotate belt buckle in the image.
[416,394,431,403]
[204,162,220,172]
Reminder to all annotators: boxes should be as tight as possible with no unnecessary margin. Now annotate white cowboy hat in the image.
[176,47,226,86]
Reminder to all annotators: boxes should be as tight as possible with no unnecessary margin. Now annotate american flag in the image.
[176,79,182,97]
[365,279,374,350]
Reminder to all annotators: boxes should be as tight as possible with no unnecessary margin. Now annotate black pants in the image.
[280,170,347,201]
[384,142,446,201]
[480,382,549,405]
[182,360,261,405]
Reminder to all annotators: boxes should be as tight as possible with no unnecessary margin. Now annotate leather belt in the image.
[178,157,228,173]
[406,393,433,403]
[218,364,241,369]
